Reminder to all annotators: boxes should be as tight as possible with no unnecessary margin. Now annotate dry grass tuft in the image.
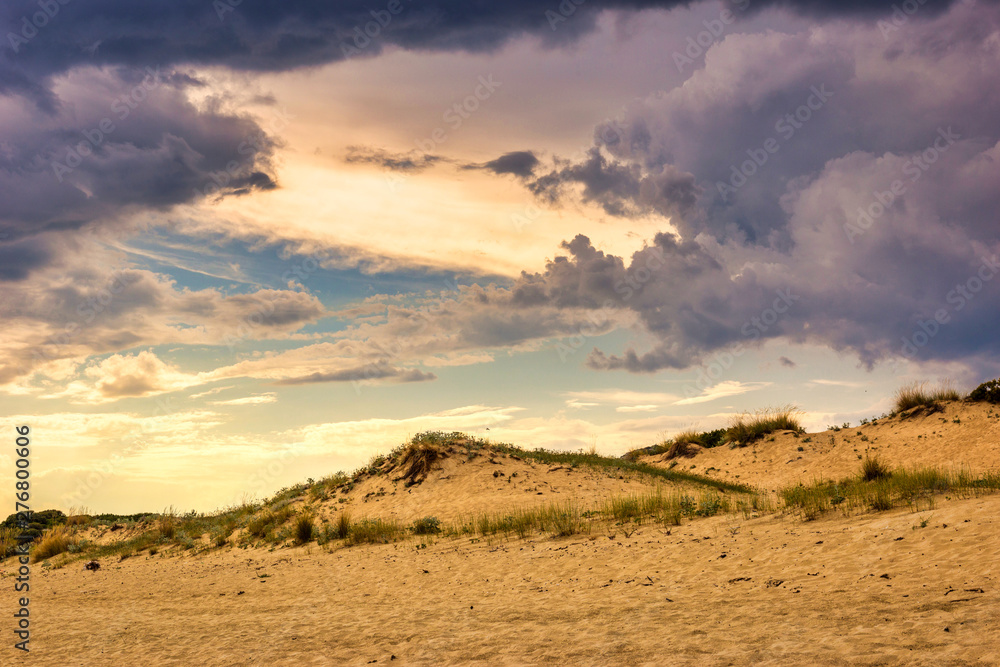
[396,440,444,486]
[157,507,177,540]
[295,514,314,545]
[346,518,403,545]
[334,512,352,539]
[663,429,703,459]
[33,526,76,562]
[726,406,803,446]
[893,381,961,414]
[861,454,892,482]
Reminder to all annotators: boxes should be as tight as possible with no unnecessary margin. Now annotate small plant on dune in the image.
[295,514,314,545]
[334,512,352,540]
[549,505,585,537]
[396,436,445,486]
[727,406,803,446]
[861,455,892,482]
[347,518,402,545]
[969,377,1000,404]
[698,428,727,449]
[893,381,961,414]
[0,527,20,560]
[158,507,177,541]
[32,526,76,563]
[663,429,702,459]
[696,492,726,517]
[412,516,442,535]
[211,517,237,547]
[65,507,91,527]
[245,506,294,540]
[621,447,645,462]
[870,487,893,511]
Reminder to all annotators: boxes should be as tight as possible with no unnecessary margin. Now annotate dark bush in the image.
[413,516,442,535]
[969,378,1000,404]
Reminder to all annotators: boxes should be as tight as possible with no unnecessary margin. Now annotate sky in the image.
[2,0,999,513]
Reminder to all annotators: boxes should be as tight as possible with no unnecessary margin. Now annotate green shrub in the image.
[969,378,1000,404]
[412,516,442,535]
[246,506,294,539]
[347,519,402,545]
[861,455,892,482]
[158,508,177,540]
[334,512,352,539]
[295,515,314,544]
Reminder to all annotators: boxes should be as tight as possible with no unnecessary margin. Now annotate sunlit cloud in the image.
[674,381,771,406]
[211,393,278,406]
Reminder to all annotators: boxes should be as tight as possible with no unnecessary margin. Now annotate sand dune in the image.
[6,400,1000,665]
[661,401,1000,493]
[20,494,1000,665]
[314,443,680,524]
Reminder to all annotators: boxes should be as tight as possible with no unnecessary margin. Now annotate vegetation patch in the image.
[726,406,803,446]
[781,462,1000,520]
[395,439,444,486]
[295,514,314,545]
[346,518,403,545]
[861,455,892,482]
[893,381,961,414]
[969,377,1000,404]
[412,516,442,535]
[32,526,77,563]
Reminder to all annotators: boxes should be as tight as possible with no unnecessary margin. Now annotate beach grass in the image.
[893,381,962,414]
[726,406,803,446]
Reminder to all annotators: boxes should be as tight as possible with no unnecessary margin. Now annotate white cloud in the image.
[563,389,677,407]
[212,393,278,406]
[674,381,771,406]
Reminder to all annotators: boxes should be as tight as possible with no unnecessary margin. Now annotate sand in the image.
[668,401,1000,493]
[6,400,1000,665]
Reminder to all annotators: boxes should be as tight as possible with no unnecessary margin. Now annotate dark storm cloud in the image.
[526,148,700,219]
[0,67,280,278]
[344,146,444,172]
[0,0,970,104]
[467,151,540,178]
[0,236,54,280]
[469,2,1000,372]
